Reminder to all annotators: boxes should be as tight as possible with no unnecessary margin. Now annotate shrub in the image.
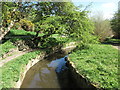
[111,10,120,39]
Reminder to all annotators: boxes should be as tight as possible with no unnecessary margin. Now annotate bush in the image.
[111,10,120,39]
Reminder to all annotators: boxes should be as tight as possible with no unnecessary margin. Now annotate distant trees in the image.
[111,10,120,39]
[91,12,113,42]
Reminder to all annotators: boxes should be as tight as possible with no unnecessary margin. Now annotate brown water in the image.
[20,52,67,88]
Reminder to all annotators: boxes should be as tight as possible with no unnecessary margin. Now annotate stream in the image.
[20,52,75,89]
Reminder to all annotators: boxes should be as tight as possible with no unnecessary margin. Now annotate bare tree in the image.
[91,11,113,42]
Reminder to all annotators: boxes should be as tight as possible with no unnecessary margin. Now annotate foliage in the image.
[111,10,120,38]
[17,19,34,31]
[35,16,62,35]
[1,2,98,47]
[0,50,41,89]
[31,2,97,47]
[91,12,113,42]
[0,40,16,57]
[1,2,24,28]
[69,44,118,88]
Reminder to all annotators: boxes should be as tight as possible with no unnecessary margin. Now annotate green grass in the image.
[0,50,41,89]
[7,29,44,42]
[52,34,75,42]
[0,40,16,57]
[69,44,118,89]
[9,29,44,36]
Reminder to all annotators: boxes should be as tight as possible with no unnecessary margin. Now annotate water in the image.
[20,53,69,88]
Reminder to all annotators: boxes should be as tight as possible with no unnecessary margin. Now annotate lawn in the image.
[9,29,44,36]
[69,44,118,88]
[0,29,43,89]
[0,40,16,58]
[0,50,41,89]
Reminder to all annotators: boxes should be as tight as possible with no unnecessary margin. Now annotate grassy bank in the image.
[0,29,43,89]
[0,40,16,58]
[0,50,41,89]
[69,44,118,88]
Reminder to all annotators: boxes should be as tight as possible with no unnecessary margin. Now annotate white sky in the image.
[73,0,119,19]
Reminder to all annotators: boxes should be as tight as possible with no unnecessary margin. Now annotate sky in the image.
[72,0,119,19]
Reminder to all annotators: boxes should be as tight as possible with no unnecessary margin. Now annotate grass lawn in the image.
[0,29,43,89]
[0,40,16,58]
[69,44,118,88]
[9,29,44,36]
[0,50,41,89]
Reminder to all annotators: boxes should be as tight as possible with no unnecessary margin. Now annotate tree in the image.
[29,2,96,47]
[0,2,25,40]
[111,10,120,39]
[91,12,113,42]
[1,1,97,47]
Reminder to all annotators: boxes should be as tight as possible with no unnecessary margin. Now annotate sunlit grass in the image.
[0,50,41,89]
[0,40,16,57]
[69,44,118,88]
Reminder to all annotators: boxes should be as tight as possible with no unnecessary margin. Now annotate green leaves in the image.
[32,2,97,46]
[111,10,120,38]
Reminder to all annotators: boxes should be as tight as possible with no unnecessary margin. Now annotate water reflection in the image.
[20,55,68,88]
[48,55,68,73]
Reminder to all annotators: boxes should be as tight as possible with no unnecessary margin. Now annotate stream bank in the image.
[66,61,98,89]
[14,43,76,89]
[15,43,98,89]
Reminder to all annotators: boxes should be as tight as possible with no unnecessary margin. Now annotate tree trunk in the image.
[0,21,14,41]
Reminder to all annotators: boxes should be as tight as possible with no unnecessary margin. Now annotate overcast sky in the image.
[72,0,119,19]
